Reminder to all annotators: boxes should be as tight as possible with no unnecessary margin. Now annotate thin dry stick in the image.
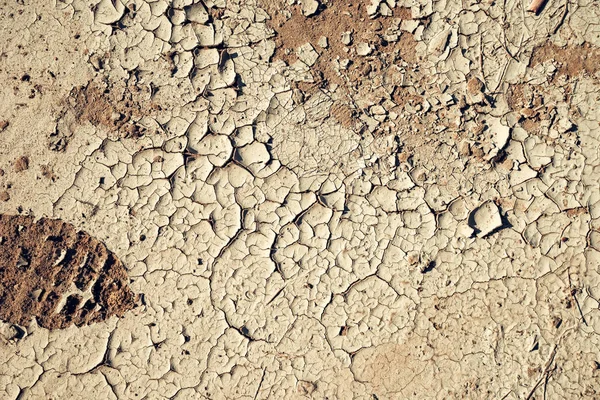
[552,0,569,34]
[479,35,485,83]
[568,267,589,326]
[525,325,576,400]
[526,345,558,400]
[528,0,548,14]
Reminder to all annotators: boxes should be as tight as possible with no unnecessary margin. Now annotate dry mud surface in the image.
[1,0,600,398]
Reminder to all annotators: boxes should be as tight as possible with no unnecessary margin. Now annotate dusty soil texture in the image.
[530,42,600,80]
[260,0,426,146]
[0,214,137,330]
[263,1,417,85]
[2,0,600,399]
[49,76,161,151]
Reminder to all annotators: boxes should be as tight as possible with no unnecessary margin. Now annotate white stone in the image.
[318,36,329,48]
[470,201,503,237]
[356,42,372,56]
[302,0,320,16]
[296,43,319,66]
[341,31,353,45]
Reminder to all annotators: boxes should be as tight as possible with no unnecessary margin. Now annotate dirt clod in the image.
[0,214,138,330]
[41,164,57,181]
[263,2,416,86]
[14,156,29,173]
[68,79,155,138]
[49,76,159,151]
[530,42,600,80]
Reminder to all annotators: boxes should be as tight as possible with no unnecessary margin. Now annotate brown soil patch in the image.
[330,101,355,128]
[260,0,417,87]
[392,86,423,108]
[41,164,57,181]
[49,76,160,151]
[506,83,543,134]
[530,42,600,80]
[13,156,29,173]
[0,214,138,330]
[467,77,485,96]
[69,78,158,138]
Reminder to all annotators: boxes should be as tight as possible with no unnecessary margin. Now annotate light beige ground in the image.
[1,0,600,398]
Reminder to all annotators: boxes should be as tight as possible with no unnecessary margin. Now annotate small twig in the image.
[493,58,510,93]
[479,34,485,83]
[552,0,569,35]
[217,48,228,73]
[500,30,518,62]
[568,267,589,326]
[526,345,558,400]
[543,365,556,400]
[573,289,589,326]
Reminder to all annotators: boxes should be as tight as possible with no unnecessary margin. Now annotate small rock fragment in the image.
[302,0,320,16]
[367,0,380,16]
[297,380,317,395]
[469,201,504,237]
[0,191,9,202]
[0,323,25,342]
[318,36,329,48]
[527,0,547,14]
[0,121,8,132]
[356,42,372,56]
[466,77,485,104]
[370,105,386,115]
[296,43,319,66]
[400,20,420,33]
[341,31,353,45]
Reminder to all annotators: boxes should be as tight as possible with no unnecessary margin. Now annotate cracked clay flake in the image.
[0,214,138,330]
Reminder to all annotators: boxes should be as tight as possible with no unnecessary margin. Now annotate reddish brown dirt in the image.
[392,86,423,109]
[13,156,29,173]
[41,164,57,181]
[506,83,542,134]
[260,0,417,87]
[467,77,485,96]
[530,42,600,80]
[68,78,158,139]
[0,214,138,330]
[330,101,356,128]
[49,77,161,151]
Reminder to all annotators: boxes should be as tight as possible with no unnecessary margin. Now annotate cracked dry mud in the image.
[1,0,600,399]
